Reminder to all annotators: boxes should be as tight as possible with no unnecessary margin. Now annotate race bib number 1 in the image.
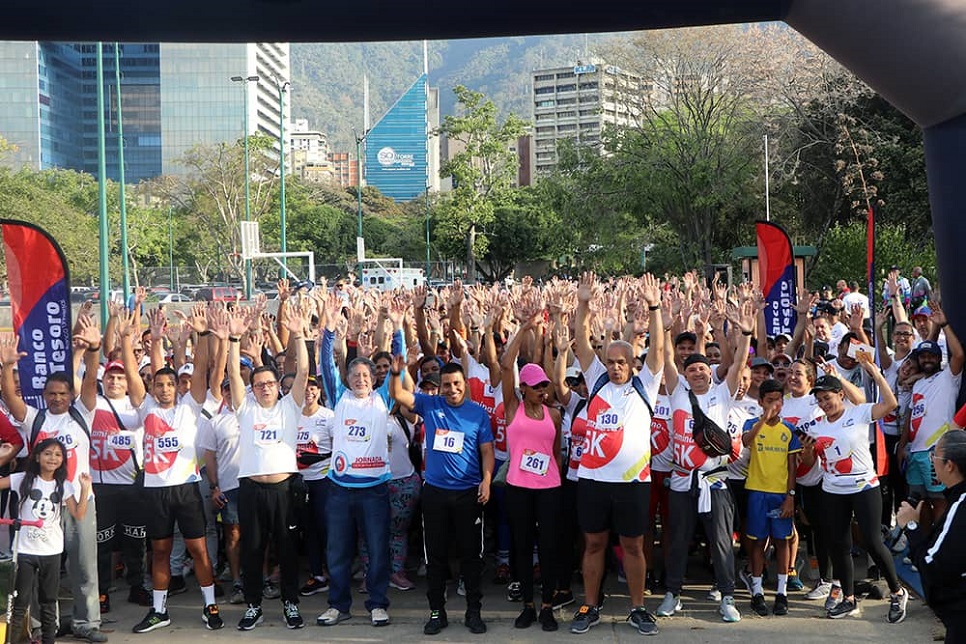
[519,449,550,476]
[433,430,464,454]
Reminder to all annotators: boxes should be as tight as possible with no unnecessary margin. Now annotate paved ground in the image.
[87,568,941,643]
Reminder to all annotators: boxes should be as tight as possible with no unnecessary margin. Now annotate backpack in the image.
[579,371,655,419]
[29,405,90,448]
[687,388,732,458]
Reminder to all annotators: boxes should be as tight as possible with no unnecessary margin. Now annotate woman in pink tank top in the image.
[500,317,563,632]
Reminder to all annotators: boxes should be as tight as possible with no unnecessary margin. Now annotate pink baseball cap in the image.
[104,360,124,373]
[519,363,550,388]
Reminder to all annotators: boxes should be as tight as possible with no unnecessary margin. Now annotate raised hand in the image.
[577,272,596,304]
[277,278,291,302]
[148,307,167,340]
[207,306,230,340]
[930,302,948,328]
[72,314,101,349]
[639,273,661,308]
[0,333,26,365]
[412,285,427,309]
[448,278,464,308]
[227,307,249,338]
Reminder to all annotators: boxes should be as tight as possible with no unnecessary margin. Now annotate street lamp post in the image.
[114,43,131,303]
[276,78,290,275]
[95,43,110,324]
[231,74,259,300]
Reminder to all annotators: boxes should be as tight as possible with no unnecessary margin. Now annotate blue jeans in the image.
[326,482,390,613]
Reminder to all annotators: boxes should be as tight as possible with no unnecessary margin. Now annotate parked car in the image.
[154,293,192,304]
[194,286,241,302]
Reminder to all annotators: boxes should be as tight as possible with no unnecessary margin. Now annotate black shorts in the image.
[576,478,650,537]
[729,478,749,524]
[144,482,207,540]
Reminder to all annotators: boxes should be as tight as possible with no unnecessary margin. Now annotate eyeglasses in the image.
[894,332,914,337]
[772,361,791,367]
[929,451,947,464]
[252,381,278,390]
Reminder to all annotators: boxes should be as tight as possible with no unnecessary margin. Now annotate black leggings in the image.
[799,483,833,582]
[825,486,900,596]
[505,483,561,605]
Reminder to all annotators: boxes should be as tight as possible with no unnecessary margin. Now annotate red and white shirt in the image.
[89,395,143,486]
[297,406,334,481]
[462,354,506,460]
[813,403,878,495]
[138,396,203,488]
[783,393,825,486]
[668,381,739,493]
[576,358,660,483]
[650,393,673,474]
[22,404,95,502]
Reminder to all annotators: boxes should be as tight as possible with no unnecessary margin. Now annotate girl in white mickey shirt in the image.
[0,438,91,644]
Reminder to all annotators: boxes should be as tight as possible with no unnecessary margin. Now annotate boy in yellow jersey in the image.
[742,379,802,617]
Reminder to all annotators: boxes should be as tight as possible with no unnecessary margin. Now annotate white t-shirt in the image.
[235,394,300,479]
[668,380,737,493]
[576,357,660,483]
[138,396,203,488]
[329,392,391,487]
[842,292,870,319]
[89,395,143,486]
[782,393,825,486]
[650,393,673,474]
[387,415,416,480]
[909,368,962,453]
[297,406,334,481]
[726,397,760,480]
[22,405,94,503]
[881,353,910,436]
[813,403,879,495]
[10,473,75,556]
[196,406,242,492]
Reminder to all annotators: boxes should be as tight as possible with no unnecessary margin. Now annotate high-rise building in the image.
[0,41,289,183]
[289,118,333,184]
[328,151,358,189]
[530,61,646,176]
[363,74,439,202]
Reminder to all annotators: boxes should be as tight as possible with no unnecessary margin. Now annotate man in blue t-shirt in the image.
[390,357,494,636]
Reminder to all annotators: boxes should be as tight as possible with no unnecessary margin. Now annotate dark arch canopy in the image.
[5,0,966,326]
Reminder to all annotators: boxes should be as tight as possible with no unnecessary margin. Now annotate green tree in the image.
[435,86,527,282]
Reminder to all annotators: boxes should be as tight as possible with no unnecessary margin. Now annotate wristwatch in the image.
[906,520,919,531]
[786,489,796,497]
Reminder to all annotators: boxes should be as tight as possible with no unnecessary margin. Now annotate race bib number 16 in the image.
[433,430,464,454]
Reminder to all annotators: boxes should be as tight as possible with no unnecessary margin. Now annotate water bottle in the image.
[767,508,783,519]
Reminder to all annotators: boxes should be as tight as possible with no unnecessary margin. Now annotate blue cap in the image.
[917,340,942,356]
[240,356,254,370]
[913,305,933,318]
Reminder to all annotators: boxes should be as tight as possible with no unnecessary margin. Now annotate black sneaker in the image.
[773,593,788,616]
[888,589,908,624]
[465,612,487,634]
[538,606,558,632]
[168,575,187,596]
[570,604,600,634]
[751,593,769,617]
[128,586,152,607]
[299,577,329,596]
[132,609,171,634]
[552,589,575,610]
[73,628,109,642]
[506,581,523,602]
[283,601,304,629]
[423,609,448,635]
[203,604,224,630]
[628,606,659,636]
[514,605,536,629]
[827,597,860,619]
[237,604,263,630]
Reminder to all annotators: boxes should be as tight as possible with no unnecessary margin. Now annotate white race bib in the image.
[108,432,135,450]
[433,429,464,454]
[519,449,551,476]
[345,424,370,443]
[255,428,280,445]
[155,436,181,453]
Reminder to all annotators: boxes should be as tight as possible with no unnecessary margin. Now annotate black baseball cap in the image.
[419,372,441,389]
[758,379,785,398]
[917,341,943,356]
[683,354,711,369]
[810,375,843,394]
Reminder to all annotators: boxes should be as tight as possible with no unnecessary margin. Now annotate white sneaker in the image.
[316,607,351,626]
[719,596,741,623]
[706,584,721,602]
[656,592,681,617]
[370,607,390,627]
[806,580,832,600]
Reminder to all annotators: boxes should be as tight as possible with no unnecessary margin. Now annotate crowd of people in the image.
[0,266,962,641]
